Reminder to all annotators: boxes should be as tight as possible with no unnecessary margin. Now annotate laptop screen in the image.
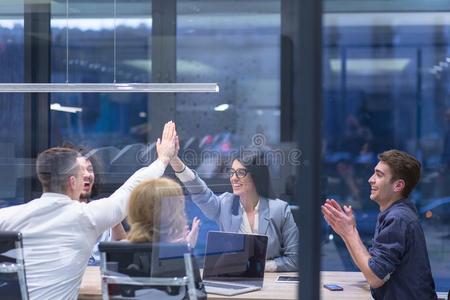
[203,231,268,287]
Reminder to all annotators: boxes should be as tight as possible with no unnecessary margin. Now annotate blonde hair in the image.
[127,178,187,243]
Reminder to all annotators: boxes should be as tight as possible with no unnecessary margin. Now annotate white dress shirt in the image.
[0,159,165,300]
[89,227,112,265]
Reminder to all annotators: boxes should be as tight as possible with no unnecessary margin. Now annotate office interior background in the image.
[0,0,449,295]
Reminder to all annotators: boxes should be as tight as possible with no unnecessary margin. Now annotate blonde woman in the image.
[124,178,205,300]
[127,177,200,246]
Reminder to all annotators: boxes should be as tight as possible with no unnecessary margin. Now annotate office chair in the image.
[0,231,29,300]
[98,241,202,300]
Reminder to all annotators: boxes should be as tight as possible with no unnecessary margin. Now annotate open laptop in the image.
[202,231,268,296]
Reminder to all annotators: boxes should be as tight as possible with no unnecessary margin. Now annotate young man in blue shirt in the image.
[322,149,437,300]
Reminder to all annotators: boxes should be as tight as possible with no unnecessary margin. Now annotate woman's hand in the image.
[156,121,177,165]
[170,136,187,173]
[185,217,201,248]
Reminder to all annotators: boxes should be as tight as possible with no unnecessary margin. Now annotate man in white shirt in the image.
[0,121,177,300]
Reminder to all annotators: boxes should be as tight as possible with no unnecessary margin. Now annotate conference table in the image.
[78,266,371,300]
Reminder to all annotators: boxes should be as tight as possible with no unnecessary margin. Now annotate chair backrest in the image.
[98,241,200,300]
[0,231,29,300]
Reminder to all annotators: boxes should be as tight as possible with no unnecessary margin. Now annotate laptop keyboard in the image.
[204,282,249,290]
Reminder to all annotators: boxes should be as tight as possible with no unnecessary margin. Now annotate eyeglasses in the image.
[227,168,249,179]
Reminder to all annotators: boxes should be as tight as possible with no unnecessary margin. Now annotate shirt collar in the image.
[41,192,73,201]
[239,198,260,212]
[379,198,416,217]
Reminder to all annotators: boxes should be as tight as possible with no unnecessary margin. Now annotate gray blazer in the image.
[183,174,299,272]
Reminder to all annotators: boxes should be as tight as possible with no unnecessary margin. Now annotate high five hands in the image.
[156,121,178,165]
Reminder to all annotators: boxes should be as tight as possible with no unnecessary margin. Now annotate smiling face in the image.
[368,161,404,209]
[67,157,90,200]
[229,159,257,197]
[79,158,95,201]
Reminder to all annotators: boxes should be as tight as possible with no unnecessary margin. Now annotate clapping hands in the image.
[321,199,356,238]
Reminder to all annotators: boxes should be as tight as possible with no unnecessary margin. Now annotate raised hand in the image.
[185,217,201,248]
[170,135,187,173]
[175,135,180,158]
[156,121,177,165]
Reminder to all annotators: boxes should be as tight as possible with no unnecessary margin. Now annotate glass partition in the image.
[0,0,448,298]
[48,0,292,265]
[0,2,25,205]
[50,1,152,148]
[321,11,450,291]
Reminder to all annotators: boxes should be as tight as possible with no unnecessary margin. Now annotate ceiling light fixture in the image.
[50,103,82,113]
[214,104,230,111]
[330,58,410,74]
[0,83,219,93]
[0,0,219,94]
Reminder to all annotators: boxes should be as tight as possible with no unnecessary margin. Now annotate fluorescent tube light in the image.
[330,58,410,74]
[0,83,219,93]
[50,103,83,113]
[214,104,230,111]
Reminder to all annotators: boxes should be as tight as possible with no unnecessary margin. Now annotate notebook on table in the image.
[202,231,268,296]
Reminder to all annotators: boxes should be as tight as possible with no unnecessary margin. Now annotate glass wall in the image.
[50,1,151,147]
[321,12,450,291]
[48,0,289,259]
[0,0,448,296]
[0,2,25,205]
[176,0,283,255]
[176,1,281,144]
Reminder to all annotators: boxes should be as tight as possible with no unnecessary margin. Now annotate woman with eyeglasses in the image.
[170,147,299,272]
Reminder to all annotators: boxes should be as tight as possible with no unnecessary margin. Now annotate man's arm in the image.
[340,227,385,288]
[322,199,384,288]
[85,121,177,235]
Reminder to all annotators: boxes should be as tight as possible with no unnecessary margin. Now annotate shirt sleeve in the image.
[179,170,223,221]
[368,216,409,281]
[84,159,166,236]
[174,165,196,182]
[0,206,16,230]
[265,260,277,272]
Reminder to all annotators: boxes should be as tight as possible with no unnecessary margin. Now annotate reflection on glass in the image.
[50,1,153,148]
[203,232,267,285]
[321,12,450,291]
[176,0,281,146]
